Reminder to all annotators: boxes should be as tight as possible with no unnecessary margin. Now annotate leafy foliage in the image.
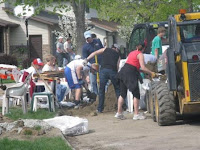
[0,55,18,66]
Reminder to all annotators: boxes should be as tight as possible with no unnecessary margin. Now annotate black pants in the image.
[120,80,140,99]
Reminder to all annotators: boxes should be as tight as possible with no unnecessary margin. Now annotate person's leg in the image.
[117,96,124,114]
[117,80,127,114]
[56,53,63,67]
[89,71,98,95]
[132,84,146,120]
[98,69,108,112]
[75,88,82,101]
[133,97,139,115]
[109,70,120,98]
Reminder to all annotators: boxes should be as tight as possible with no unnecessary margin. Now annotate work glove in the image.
[151,72,156,78]
[83,59,88,66]
[78,79,84,85]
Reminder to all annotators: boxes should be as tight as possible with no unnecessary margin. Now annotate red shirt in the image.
[126,50,141,70]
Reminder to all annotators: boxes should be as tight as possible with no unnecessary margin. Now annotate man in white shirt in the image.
[64,58,96,107]
[64,38,74,63]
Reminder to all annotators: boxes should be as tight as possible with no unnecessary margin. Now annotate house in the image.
[0,2,59,63]
[89,17,126,48]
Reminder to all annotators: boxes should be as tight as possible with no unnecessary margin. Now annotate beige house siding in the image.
[0,3,51,60]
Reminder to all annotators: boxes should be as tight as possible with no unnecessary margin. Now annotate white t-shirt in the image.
[64,42,72,53]
[42,64,59,72]
[67,59,90,72]
[26,66,36,77]
[19,66,41,82]
[143,54,157,64]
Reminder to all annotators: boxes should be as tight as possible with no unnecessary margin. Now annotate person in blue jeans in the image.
[82,31,103,95]
[84,45,121,113]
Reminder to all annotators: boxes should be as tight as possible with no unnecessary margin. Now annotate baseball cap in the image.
[84,31,92,39]
[58,36,63,39]
[33,58,44,66]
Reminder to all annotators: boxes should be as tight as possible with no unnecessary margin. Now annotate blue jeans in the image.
[89,71,98,95]
[56,84,67,102]
[98,68,120,112]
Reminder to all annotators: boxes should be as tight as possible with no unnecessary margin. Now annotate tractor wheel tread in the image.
[155,82,176,126]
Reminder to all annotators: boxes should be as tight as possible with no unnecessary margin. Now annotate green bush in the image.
[0,54,18,66]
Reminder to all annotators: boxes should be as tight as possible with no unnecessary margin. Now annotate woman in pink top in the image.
[115,42,156,120]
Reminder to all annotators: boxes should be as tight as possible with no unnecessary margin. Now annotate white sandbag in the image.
[43,116,88,136]
[59,101,75,107]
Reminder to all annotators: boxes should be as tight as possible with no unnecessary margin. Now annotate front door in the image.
[29,35,42,60]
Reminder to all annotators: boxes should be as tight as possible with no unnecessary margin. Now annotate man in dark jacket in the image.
[82,31,103,95]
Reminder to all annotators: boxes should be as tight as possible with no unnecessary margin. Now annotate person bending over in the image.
[115,42,156,120]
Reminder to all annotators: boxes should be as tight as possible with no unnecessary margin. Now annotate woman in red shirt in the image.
[115,43,156,120]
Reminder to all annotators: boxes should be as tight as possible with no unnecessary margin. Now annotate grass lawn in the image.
[0,137,72,150]
[1,79,15,84]
[1,107,57,121]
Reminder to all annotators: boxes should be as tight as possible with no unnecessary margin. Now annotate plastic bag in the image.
[44,116,88,136]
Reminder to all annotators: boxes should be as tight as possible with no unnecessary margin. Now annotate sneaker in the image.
[96,110,103,113]
[114,112,126,120]
[133,113,146,120]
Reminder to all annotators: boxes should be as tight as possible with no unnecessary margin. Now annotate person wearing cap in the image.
[64,58,96,108]
[56,36,65,67]
[115,43,156,120]
[64,37,75,63]
[151,26,166,59]
[85,45,121,113]
[25,58,44,78]
[19,58,44,97]
[82,31,103,95]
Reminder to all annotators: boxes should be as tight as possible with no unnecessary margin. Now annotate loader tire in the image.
[155,82,176,126]
[149,81,159,122]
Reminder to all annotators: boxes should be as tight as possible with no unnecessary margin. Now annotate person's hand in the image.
[151,72,156,78]
[83,59,88,66]
[78,79,84,85]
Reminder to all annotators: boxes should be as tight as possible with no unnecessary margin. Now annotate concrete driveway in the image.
[66,112,200,150]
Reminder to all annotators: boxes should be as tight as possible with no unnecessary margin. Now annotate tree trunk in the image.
[71,0,86,55]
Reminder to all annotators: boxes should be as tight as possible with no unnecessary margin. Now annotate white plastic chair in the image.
[2,73,32,115]
[12,68,23,83]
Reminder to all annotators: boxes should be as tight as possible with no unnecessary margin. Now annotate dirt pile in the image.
[62,85,118,116]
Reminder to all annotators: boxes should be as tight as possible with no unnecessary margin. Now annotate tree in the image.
[70,0,86,54]
[91,0,200,42]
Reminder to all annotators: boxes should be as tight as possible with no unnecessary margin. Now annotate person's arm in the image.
[137,53,153,76]
[154,48,158,59]
[87,47,106,61]
[76,66,83,79]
